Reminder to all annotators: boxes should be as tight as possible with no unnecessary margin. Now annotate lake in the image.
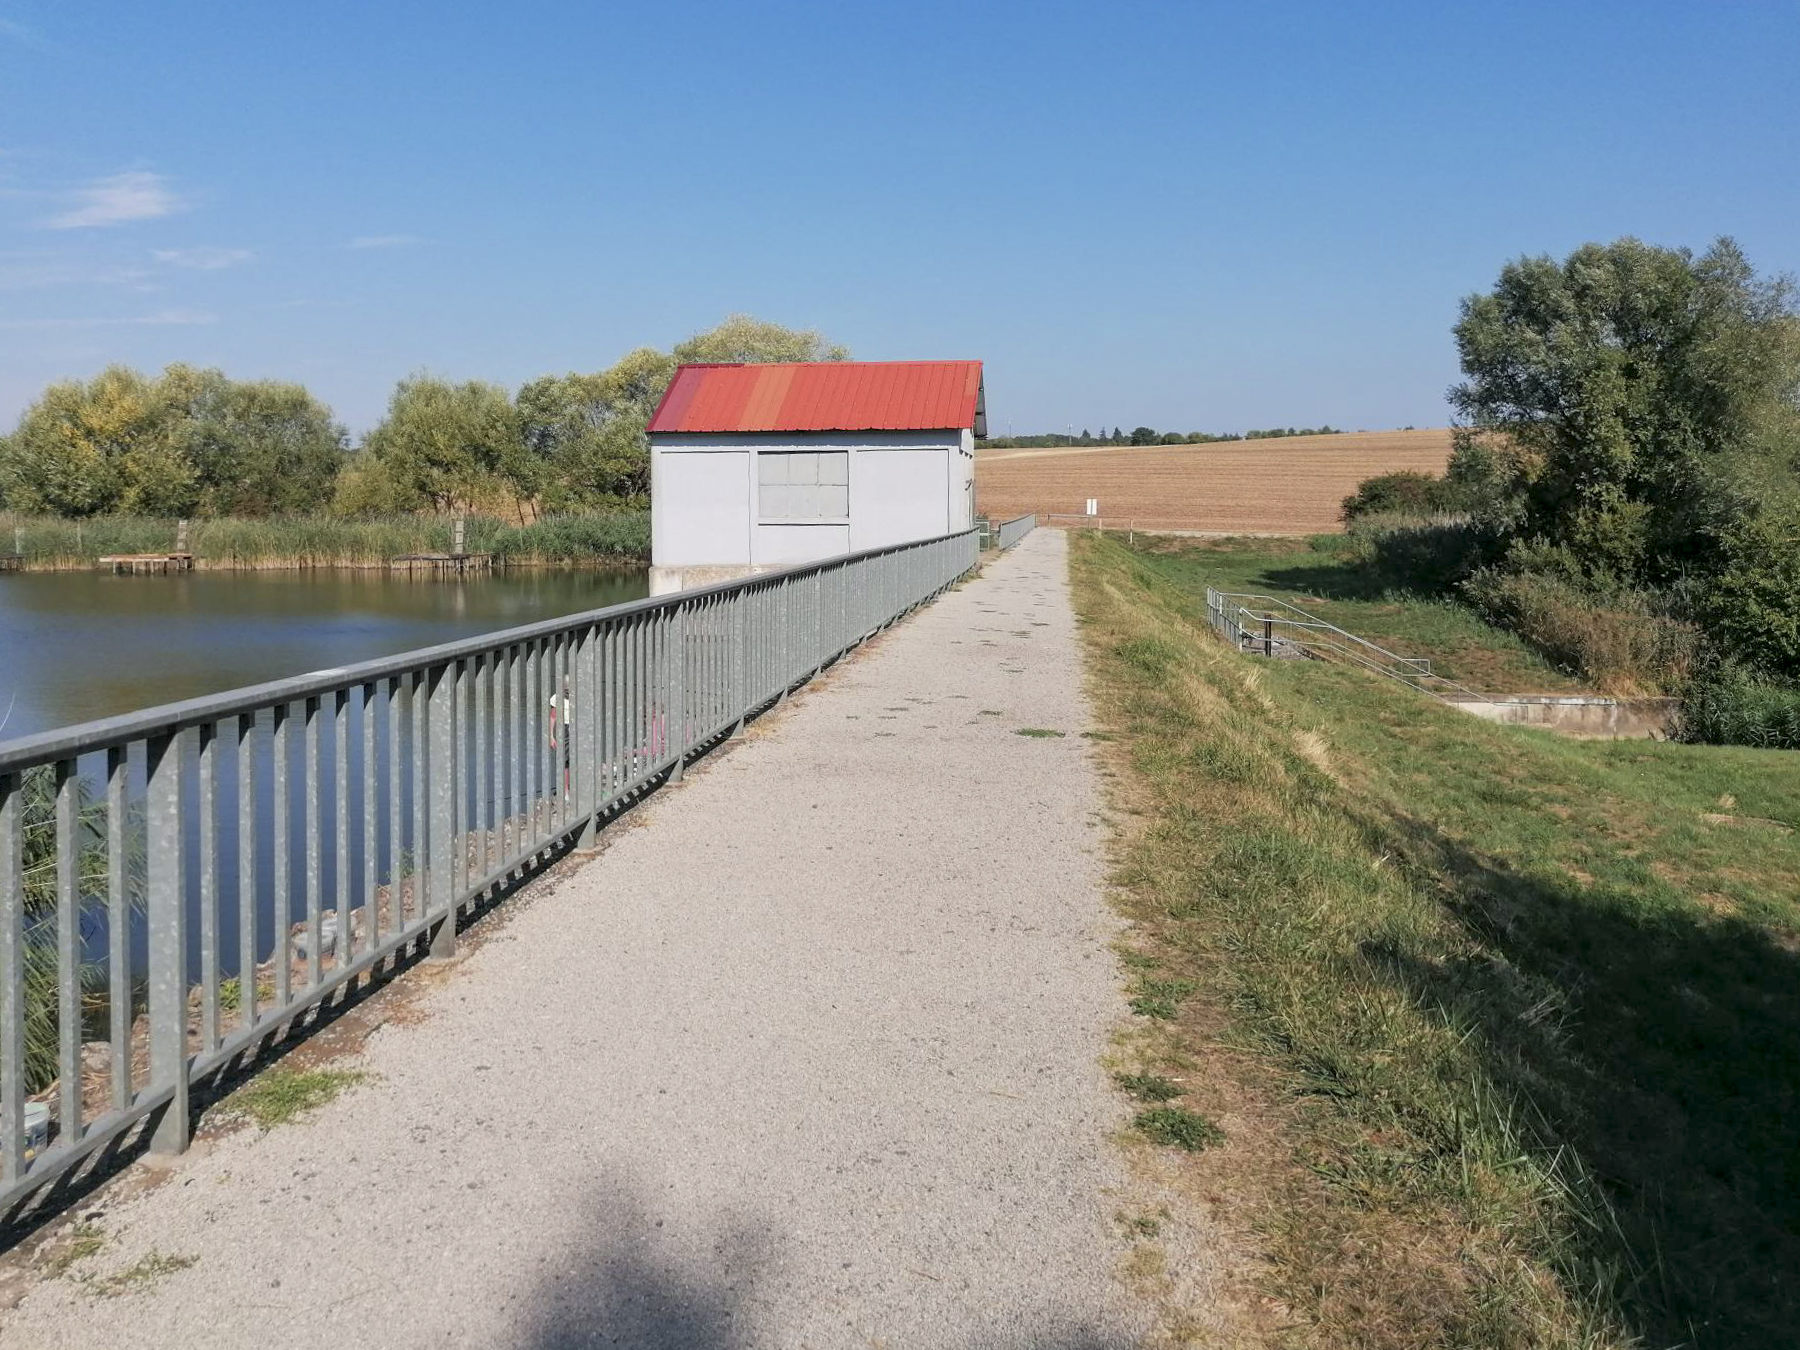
[0,567,650,741]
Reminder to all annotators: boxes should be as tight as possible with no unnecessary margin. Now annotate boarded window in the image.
[758,451,849,520]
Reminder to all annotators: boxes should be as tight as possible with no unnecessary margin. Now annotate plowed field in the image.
[975,428,1453,534]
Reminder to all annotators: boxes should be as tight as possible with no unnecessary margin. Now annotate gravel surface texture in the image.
[4,529,1145,1349]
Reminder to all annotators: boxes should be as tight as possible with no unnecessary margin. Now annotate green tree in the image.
[671,313,849,364]
[1450,236,1800,587]
[359,375,526,516]
[515,348,677,507]
[0,364,345,518]
[1,366,177,515]
[157,365,346,515]
[1129,426,1159,445]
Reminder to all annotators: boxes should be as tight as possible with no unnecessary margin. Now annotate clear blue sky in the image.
[2,1,1796,437]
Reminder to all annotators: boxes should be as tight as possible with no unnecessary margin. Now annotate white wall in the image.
[651,430,968,571]
[651,448,751,567]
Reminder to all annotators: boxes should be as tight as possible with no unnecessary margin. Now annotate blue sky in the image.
[2,1,1796,437]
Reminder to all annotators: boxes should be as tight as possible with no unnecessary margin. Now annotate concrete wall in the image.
[650,431,970,583]
[1449,695,1677,739]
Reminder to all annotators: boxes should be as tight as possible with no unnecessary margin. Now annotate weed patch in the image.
[226,1067,368,1130]
[1114,1072,1184,1102]
[1134,1107,1225,1152]
[1129,977,1196,1020]
[1013,727,1066,738]
[43,1223,106,1278]
[81,1250,197,1297]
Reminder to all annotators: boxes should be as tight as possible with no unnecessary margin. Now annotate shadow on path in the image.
[514,1184,1130,1350]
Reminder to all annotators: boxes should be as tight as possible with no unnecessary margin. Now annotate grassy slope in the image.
[1136,534,1585,695]
[1073,533,1800,1349]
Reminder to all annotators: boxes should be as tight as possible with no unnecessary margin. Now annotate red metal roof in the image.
[647,360,984,435]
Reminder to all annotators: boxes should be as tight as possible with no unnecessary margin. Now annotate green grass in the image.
[0,509,649,568]
[1134,1106,1226,1151]
[1074,532,1800,1349]
[1114,1071,1185,1102]
[225,1067,368,1129]
[1135,534,1585,694]
[1128,976,1197,1020]
[1013,727,1066,738]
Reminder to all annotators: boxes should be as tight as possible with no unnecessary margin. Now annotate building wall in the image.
[650,431,970,578]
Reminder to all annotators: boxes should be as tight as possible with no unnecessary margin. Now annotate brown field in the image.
[975,428,1454,534]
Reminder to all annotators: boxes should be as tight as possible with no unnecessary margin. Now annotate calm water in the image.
[0,567,649,741]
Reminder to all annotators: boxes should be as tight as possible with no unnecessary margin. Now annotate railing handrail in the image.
[1205,585,1494,704]
[0,528,977,772]
[995,513,1036,550]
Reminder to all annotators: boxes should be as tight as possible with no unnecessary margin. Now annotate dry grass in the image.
[976,430,1453,534]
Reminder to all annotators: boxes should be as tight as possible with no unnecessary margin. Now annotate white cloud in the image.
[348,234,421,249]
[0,308,217,330]
[151,246,251,270]
[45,171,182,229]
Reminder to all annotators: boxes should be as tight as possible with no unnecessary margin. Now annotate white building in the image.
[646,359,984,594]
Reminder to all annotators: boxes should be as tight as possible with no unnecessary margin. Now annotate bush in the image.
[1461,569,1699,695]
[1341,471,1464,522]
[1344,514,1499,594]
[1674,662,1800,748]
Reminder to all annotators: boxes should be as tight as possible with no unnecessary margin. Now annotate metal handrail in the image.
[995,514,1036,550]
[0,527,980,1213]
[1204,586,1494,704]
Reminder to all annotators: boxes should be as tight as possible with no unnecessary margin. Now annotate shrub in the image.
[1340,471,1466,523]
[1461,569,1699,694]
[1674,661,1800,749]
[1345,515,1499,594]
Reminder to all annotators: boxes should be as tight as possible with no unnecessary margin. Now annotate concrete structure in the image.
[647,360,984,594]
[1447,694,1677,738]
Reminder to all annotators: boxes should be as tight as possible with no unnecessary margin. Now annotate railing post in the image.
[1,772,24,1183]
[147,728,190,1154]
[1263,616,1274,658]
[731,589,747,738]
[669,604,687,782]
[428,662,458,960]
[574,623,599,850]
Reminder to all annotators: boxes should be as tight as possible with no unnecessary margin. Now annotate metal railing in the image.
[1204,587,1492,703]
[995,514,1037,550]
[0,528,979,1213]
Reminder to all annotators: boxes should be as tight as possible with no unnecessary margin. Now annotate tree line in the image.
[0,315,847,522]
[982,425,1343,450]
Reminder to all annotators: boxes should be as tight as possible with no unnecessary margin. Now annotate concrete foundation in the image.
[649,563,783,597]
[1448,694,1677,739]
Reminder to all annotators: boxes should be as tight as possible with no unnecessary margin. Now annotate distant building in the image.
[645,359,985,594]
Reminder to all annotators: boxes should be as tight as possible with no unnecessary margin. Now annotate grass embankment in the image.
[1139,533,1584,695]
[0,511,649,569]
[1075,533,1800,1348]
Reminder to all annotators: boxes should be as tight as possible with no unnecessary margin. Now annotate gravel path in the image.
[5,530,1146,1349]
